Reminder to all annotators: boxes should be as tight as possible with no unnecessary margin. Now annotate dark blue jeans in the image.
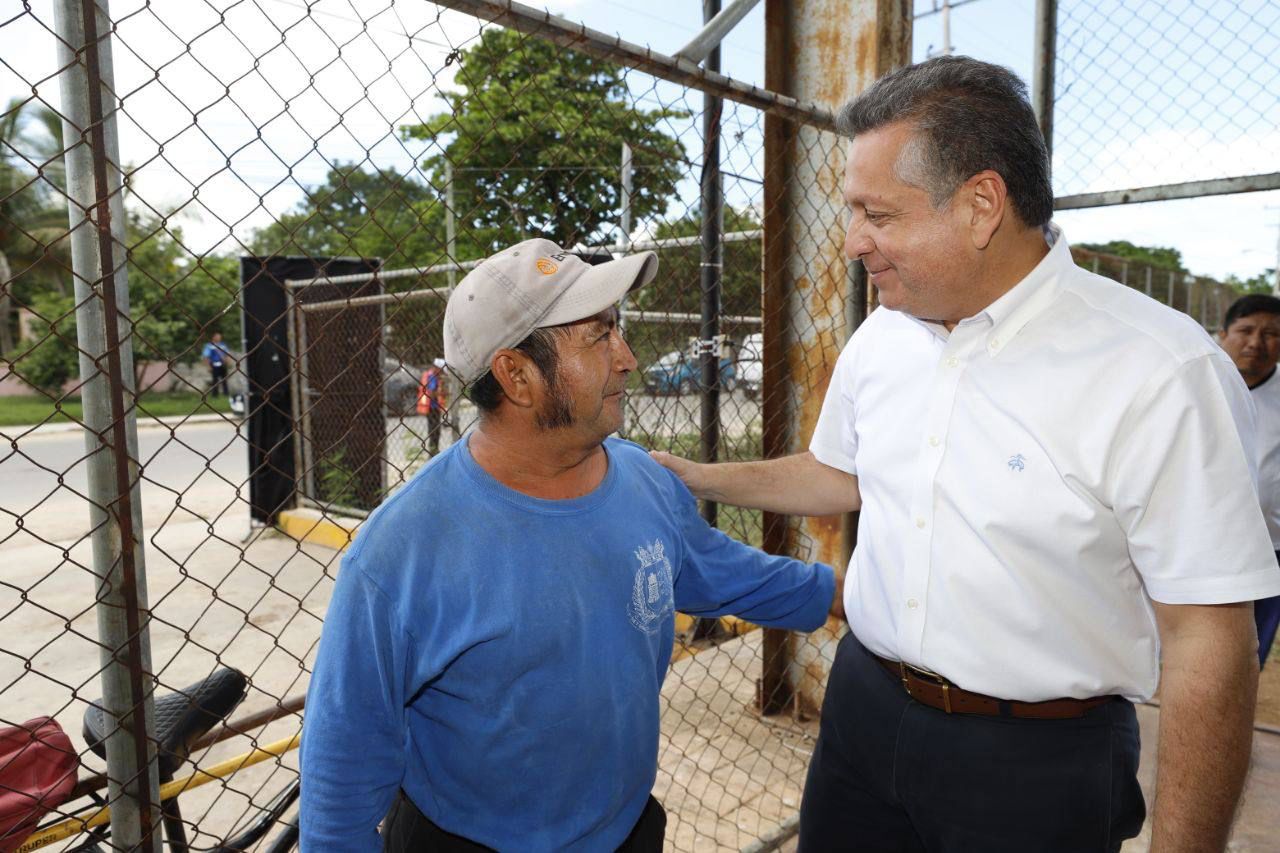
[1255,551,1280,668]
[799,633,1145,852]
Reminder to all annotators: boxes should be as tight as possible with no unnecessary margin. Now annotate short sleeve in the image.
[809,340,859,475]
[1109,353,1280,604]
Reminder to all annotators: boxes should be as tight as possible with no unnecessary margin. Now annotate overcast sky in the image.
[2,0,1276,280]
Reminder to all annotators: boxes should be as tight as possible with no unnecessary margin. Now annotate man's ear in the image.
[963,169,1007,250]
[490,350,538,410]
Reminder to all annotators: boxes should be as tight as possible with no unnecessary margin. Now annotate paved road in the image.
[0,419,248,546]
[3,390,765,545]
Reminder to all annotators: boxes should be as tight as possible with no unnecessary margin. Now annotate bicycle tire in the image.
[261,816,299,853]
[209,777,299,853]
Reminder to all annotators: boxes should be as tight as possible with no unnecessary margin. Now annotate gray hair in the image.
[837,56,1053,228]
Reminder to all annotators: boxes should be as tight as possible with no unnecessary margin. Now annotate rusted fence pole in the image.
[759,0,910,716]
[52,0,161,848]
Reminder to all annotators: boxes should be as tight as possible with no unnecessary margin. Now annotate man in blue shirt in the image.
[200,331,229,397]
[300,239,835,851]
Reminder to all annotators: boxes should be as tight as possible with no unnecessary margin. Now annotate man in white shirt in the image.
[653,56,1279,851]
[1219,294,1280,668]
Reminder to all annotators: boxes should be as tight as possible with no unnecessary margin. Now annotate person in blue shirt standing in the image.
[201,331,229,397]
[299,239,836,852]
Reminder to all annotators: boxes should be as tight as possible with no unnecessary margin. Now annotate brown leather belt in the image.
[873,654,1113,720]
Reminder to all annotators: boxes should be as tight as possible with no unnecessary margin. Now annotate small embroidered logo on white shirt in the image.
[1008,454,1026,472]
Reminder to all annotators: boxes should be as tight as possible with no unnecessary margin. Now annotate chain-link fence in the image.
[1052,0,1280,202]
[1,1,1274,851]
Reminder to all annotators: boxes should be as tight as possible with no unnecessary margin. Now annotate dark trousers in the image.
[382,790,665,852]
[799,633,1145,853]
[1256,551,1280,667]
[209,363,228,397]
[427,407,442,455]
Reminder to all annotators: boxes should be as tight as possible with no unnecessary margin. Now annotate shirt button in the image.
[915,517,926,529]
[907,598,919,609]
[946,356,959,368]
[928,435,940,447]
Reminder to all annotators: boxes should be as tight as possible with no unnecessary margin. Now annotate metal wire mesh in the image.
[0,1,1269,851]
[1053,0,1280,197]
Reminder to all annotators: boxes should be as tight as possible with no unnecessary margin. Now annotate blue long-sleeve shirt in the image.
[299,437,834,851]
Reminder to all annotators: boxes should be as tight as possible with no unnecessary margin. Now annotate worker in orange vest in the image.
[417,358,448,455]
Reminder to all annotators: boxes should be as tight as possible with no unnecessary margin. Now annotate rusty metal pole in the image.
[52,0,162,848]
[759,0,910,717]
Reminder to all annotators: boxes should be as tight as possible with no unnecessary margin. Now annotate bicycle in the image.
[1,667,301,852]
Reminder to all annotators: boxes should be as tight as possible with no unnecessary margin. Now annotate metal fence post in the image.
[699,0,724,530]
[52,0,161,848]
[444,160,462,441]
[617,141,633,436]
[760,0,910,716]
[1032,0,1057,165]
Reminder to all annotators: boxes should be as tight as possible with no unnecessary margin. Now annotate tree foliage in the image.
[2,97,70,355]
[1076,239,1186,272]
[249,163,441,270]
[12,213,240,394]
[1226,268,1277,296]
[402,27,686,255]
[634,207,762,317]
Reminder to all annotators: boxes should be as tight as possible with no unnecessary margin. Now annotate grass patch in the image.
[0,391,233,428]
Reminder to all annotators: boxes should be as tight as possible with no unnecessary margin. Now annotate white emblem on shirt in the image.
[628,539,674,635]
[1007,453,1026,472]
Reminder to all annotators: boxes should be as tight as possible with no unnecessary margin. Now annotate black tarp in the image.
[240,256,380,524]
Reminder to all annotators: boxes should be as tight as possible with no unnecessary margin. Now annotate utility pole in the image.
[941,0,953,55]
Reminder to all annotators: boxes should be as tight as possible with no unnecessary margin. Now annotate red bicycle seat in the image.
[0,717,77,853]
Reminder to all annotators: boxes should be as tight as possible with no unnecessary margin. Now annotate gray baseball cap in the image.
[443,238,658,383]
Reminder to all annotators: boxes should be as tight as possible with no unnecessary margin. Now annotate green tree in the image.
[1226,268,1277,296]
[250,163,442,271]
[10,212,240,394]
[2,96,69,356]
[1076,239,1186,272]
[639,207,762,317]
[401,27,686,255]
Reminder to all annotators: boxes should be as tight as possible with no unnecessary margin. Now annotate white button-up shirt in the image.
[810,225,1280,702]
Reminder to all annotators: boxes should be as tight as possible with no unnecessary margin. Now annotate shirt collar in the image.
[903,223,1072,346]
[977,222,1072,357]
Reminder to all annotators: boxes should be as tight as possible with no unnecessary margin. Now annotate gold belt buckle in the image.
[898,661,954,714]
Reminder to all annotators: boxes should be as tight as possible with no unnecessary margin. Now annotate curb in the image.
[4,412,241,439]
[276,507,361,552]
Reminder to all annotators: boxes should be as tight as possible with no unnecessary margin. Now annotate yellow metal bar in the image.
[17,733,301,852]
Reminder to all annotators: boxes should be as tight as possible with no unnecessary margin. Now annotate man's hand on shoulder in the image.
[650,450,714,499]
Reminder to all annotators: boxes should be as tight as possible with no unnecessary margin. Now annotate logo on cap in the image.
[536,258,558,275]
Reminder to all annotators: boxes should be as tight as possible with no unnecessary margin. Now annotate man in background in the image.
[1220,293,1280,666]
[416,357,448,455]
[201,331,229,397]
